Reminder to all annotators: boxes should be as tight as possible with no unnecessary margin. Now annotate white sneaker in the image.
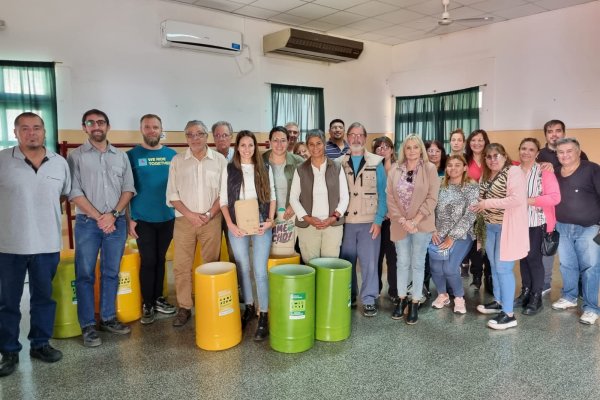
[551,298,577,310]
[541,288,551,296]
[432,294,450,309]
[579,311,599,325]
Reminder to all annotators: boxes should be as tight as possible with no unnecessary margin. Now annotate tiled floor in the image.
[2,262,599,399]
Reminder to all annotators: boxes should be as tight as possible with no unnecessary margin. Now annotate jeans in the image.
[228,230,272,312]
[75,214,127,328]
[377,219,398,297]
[519,225,545,293]
[542,255,554,291]
[341,223,381,306]
[0,252,59,353]
[135,219,174,307]
[429,236,473,298]
[556,222,600,315]
[395,232,432,302]
[485,224,516,314]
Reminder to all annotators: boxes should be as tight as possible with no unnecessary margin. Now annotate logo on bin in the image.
[218,289,234,316]
[289,292,306,320]
[118,272,132,295]
[71,280,77,304]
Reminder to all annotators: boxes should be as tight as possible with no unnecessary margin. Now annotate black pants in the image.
[468,240,491,280]
[377,219,398,297]
[520,225,545,293]
[136,219,174,307]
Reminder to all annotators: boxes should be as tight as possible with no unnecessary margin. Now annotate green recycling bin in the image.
[52,250,82,338]
[309,258,352,342]
[269,265,315,353]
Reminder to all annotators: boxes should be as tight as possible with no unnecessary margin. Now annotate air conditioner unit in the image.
[263,28,363,63]
[160,20,242,55]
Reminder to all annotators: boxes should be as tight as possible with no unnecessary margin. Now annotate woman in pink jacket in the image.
[514,138,561,315]
[470,143,529,330]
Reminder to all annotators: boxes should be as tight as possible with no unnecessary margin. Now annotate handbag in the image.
[541,225,559,256]
[427,241,454,261]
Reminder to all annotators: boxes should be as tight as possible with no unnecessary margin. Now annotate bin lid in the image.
[196,262,236,275]
[308,258,352,270]
[269,264,314,276]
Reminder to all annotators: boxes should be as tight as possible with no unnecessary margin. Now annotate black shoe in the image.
[363,304,377,317]
[487,311,517,330]
[0,352,19,377]
[241,304,256,330]
[523,291,543,316]
[470,277,482,291]
[392,298,408,320]
[30,344,62,363]
[254,312,269,341]
[514,287,531,308]
[390,296,400,306]
[82,326,102,347]
[100,319,131,335]
[141,304,156,325]
[476,301,502,314]
[406,302,419,325]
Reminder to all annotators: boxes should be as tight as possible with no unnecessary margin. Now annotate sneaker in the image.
[551,298,578,310]
[99,319,131,335]
[82,326,102,347]
[454,297,467,314]
[580,311,599,325]
[477,301,502,315]
[155,297,177,314]
[363,304,378,317]
[541,287,551,296]
[487,312,517,330]
[432,294,450,309]
[141,304,156,325]
[30,344,62,363]
[172,308,192,327]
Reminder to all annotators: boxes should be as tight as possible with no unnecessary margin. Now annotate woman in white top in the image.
[220,131,276,341]
[289,129,349,264]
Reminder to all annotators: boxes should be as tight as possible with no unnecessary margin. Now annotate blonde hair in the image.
[397,134,429,164]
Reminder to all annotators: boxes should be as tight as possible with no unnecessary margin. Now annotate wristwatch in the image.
[331,211,341,221]
[111,209,121,218]
[205,211,212,220]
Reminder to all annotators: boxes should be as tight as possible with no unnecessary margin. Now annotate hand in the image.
[185,212,205,227]
[438,236,454,251]
[303,215,320,228]
[198,213,210,225]
[369,223,381,239]
[283,206,295,220]
[227,223,247,237]
[432,232,441,245]
[129,219,138,239]
[539,162,554,173]
[97,213,116,231]
[316,217,336,230]
[257,220,273,235]
[469,201,486,213]
[527,197,536,206]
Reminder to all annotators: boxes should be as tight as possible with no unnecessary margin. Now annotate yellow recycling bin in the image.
[268,253,301,271]
[52,249,82,338]
[191,234,230,294]
[116,250,142,323]
[194,262,241,351]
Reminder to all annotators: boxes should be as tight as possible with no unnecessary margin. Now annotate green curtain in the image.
[394,87,479,150]
[0,61,57,151]
[271,84,324,140]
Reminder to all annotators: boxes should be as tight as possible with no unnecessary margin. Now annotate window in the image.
[394,87,480,149]
[0,61,57,151]
[271,84,324,140]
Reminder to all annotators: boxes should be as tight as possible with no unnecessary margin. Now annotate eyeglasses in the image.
[185,132,208,139]
[376,145,391,151]
[214,134,231,140]
[84,120,107,127]
[485,154,502,161]
[406,170,414,183]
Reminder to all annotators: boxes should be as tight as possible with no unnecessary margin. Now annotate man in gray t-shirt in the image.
[0,113,71,377]
[67,109,136,348]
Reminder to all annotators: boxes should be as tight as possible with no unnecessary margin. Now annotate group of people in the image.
[0,112,598,378]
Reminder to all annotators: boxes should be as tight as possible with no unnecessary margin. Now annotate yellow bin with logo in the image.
[116,250,142,323]
[194,262,241,351]
[52,249,82,338]
[192,234,230,294]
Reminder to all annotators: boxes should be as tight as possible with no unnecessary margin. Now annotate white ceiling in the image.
[164,0,597,45]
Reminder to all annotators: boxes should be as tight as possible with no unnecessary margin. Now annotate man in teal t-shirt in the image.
[127,114,177,325]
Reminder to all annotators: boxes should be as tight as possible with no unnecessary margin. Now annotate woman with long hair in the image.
[515,138,560,315]
[372,136,398,302]
[425,139,447,176]
[220,131,276,341]
[471,143,528,330]
[429,155,479,314]
[387,134,440,324]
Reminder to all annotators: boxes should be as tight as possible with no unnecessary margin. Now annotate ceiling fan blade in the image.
[454,16,494,23]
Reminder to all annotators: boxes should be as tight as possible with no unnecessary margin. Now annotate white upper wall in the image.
[390,1,600,131]
[0,0,393,132]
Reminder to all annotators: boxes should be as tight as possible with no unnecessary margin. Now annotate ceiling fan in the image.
[436,0,494,27]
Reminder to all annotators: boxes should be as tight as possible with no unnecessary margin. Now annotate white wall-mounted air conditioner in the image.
[160,20,242,56]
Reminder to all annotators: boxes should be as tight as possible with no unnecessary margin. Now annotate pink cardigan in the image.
[481,166,529,262]
[533,169,561,232]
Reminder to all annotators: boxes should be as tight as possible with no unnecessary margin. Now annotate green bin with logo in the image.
[52,250,82,338]
[269,265,315,353]
[308,258,352,342]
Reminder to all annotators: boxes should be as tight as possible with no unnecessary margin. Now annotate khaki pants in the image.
[297,224,343,264]
[173,215,222,309]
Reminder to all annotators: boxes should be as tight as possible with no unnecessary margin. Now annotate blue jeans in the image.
[429,236,473,297]
[0,252,59,353]
[74,215,127,328]
[556,222,600,315]
[395,232,432,302]
[228,230,272,312]
[485,224,516,314]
